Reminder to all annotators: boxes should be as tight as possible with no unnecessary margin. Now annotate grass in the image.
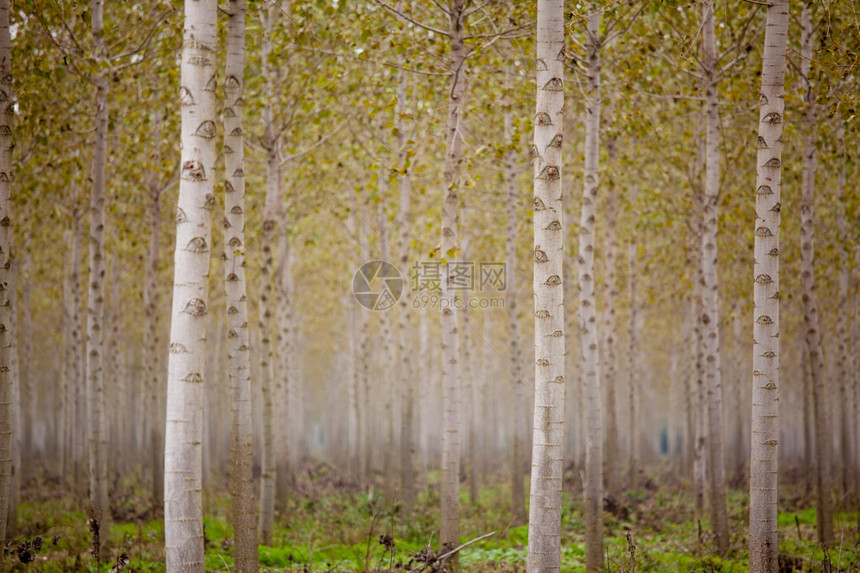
[3,464,859,571]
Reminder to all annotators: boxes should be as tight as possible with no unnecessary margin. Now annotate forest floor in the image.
[4,461,859,571]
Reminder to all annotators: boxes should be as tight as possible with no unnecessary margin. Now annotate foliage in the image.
[5,467,860,572]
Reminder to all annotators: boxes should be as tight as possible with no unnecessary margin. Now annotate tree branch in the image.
[109,8,175,67]
[295,46,449,77]
[408,532,497,572]
[717,52,748,79]
[373,1,451,37]
[280,121,348,166]
[465,20,534,41]
[603,0,648,47]
[658,52,703,81]
[429,0,453,17]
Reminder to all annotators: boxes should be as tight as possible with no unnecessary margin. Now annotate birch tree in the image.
[223,0,258,568]
[747,1,788,569]
[439,0,467,561]
[527,0,565,570]
[799,5,834,548]
[627,185,639,490]
[164,0,217,568]
[0,0,12,546]
[395,58,416,516]
[580,9,604,571]
[71,201,85,495]
[258,0,281,543]
[699,0,728,553]
[602,118,620,500]
[87,0,110,553]
[504,64,526,526]
[145,115,165,510]
[834,125,852,501]
[275,204,294,494]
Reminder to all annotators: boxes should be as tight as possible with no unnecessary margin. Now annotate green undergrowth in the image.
[5,468,860,571]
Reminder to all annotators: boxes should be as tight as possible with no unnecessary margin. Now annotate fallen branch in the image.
[409,531,496,572]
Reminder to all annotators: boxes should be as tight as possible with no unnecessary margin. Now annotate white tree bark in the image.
[347,253,359,479]
[145,115,164,509]
[0,0,12,545]
[275,212,293,498]
[700,0,729,554]
[9,267,18,522]
[164,0,217,568]
[579,9,603,571]
[107,252,125,483]
[527,0,565,570]
[358,202,370,479]
[459,256,477,506]
[603,129,620,499]
[87,0,110,555]
[503,65,526,526]
[854,246,860,506]
[61,242,72,479]
[799,5,833,548]
[71,203,85,494]
[682,300,694,476]
[257,0,281,544]
[395,56,415,515]
[693,273,707,512]
[730,305,745,478]
[834,125,852,500]
[627,186,638,491]
[18,246,31,467]
[439,0,467,562]
[419,304,430,482]
[223,0,258,568]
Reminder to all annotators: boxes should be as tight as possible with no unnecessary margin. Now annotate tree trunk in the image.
[8,267,18,526]
[527,1,565,570]
[71,204,85,495]
[87,0,110,556]
[61,241,72,480]
[834,125,852,503]
[580,9,603,571]
[603,129,619,500]
[0,0,12,545]
[682,302,694,477]
[419,305,430,483]
[730,305,745,480]
[257,0,281,545]
[700,0,729,554]
[224,0,258,568]
[395,56,415,516]
[164,0,217,568]
[801,338,814,490]
[854,246,860,509]
[18,245,31,471]
[626,186,638,492]
[145,121,164,509]
[108,251,124,485]
[439,0,467,564]
[693,279,707,512]
[481,308,494,478]
[358,202,370,480]
[460,269,478,507]
[377,195,396,501]
[799,5,833,548]
[504,65,526,526]
[275,213,293,498]
[348,260,359,479]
